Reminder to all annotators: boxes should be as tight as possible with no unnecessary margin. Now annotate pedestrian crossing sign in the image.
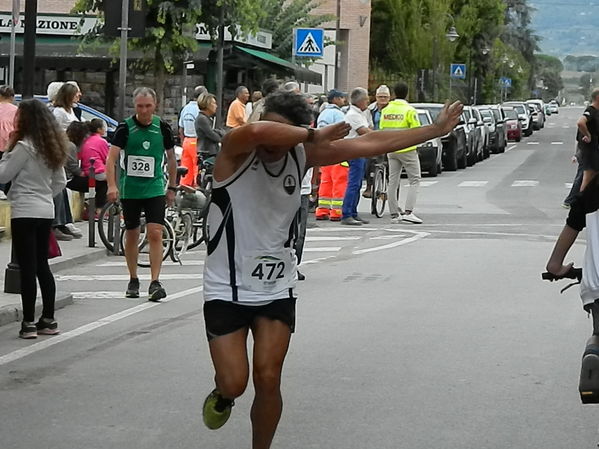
[450,63,466,79]
[293,28,324,57]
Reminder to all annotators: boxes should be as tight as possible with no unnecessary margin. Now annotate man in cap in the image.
[314,89,348,221]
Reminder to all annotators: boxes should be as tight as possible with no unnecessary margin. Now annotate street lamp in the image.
[446,26,459,42]
[432,14,459,101]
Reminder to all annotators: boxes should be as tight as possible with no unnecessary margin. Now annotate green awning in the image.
[235,45,321,85]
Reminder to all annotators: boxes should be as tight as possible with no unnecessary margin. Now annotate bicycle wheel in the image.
[136,220,175,268]
[171,211,193,263]
[372,167,387,218]
[97,201,125,254]
[187,207,207,250]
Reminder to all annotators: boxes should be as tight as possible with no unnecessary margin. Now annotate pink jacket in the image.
[79,134,109,177]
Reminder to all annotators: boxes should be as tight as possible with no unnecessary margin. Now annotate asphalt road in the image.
[1,107,597,449]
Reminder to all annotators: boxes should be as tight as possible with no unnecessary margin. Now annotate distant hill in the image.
[531,1,599,58]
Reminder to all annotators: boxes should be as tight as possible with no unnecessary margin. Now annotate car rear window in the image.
[417,113,431,125]
[504,109,518,119]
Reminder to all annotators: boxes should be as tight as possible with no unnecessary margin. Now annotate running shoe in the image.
[354,215,370,224]
[36,318,60,335]
[126,277,140,298]
[203,389,234,430]
[402,213,423,224]
[19,321,37,339]
[64,223,83,239]
[148,280,167,302]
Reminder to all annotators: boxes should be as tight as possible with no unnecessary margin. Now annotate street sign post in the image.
[293,28,324,58]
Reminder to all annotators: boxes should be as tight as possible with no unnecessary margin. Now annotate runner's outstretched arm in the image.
[306,101,463,167]
[214,121,350,181]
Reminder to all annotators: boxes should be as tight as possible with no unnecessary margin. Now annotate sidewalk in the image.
[0,220,107,327]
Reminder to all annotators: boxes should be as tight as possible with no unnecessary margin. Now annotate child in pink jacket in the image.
[79,119,109,213]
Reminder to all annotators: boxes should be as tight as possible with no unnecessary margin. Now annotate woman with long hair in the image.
[52,83,80,131]
[0,99,68,339]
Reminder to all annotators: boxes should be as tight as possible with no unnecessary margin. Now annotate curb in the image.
[49,246,108,273]
[0,292,73,328]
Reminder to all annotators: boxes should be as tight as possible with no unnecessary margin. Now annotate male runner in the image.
[106,87,177,301]
[201,90,463,449]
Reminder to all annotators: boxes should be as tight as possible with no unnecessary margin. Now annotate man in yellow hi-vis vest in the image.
[380,82,423,224]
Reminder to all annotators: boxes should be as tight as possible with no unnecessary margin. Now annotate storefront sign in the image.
[196,24,272,50]
[0,13,98,35]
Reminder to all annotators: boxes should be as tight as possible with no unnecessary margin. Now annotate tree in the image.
[535,54,563,100]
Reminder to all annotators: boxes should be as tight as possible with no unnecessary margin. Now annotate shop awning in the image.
[234,45,321,85]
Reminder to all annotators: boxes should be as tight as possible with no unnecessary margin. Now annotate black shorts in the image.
[203,298,296,341]
[121,196,166,230]
[579,143,599,171]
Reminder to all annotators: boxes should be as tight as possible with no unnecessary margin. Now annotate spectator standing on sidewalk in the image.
[195,93,227,166]
[179,86,207,187]
[79,119,110,215]
[380,82,423,224]
[225,86,250,129]
[0,85,17,199]
[248,79,280,124]
[106,87,177,301]
[52,83,80,131]
[315,89,348,221]
[576,89,599,192]
[341,88,373,226]
[0,99,68,339]
[46,81,64,113]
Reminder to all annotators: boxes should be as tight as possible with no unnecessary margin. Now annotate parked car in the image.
[544,104,552,117]
[527,103,543,130]
[413,103,467,171]
[471,107,490,159]
[527,99,545,129]
[503,101,533,136]
[548,100,559,114]
[502,106,522,142]
[461,106,482,166]
[476,106,500,156]
[15,94,119,141]
[488,105,507,153]
[415,109,442,177]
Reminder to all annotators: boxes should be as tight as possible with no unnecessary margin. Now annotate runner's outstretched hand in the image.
[434,101,464,136]
[313,122,351,145]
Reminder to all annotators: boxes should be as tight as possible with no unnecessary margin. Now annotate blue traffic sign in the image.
[499,77,512,88]
[450,63,466,79]
[293,28,324,57]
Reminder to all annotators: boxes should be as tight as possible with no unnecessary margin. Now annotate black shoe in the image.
[297,271,306,281]
[19,321,37,339]
[36,317,60,335]
[341,217,362,226]
[354,215,370,224]
[148,280,167,302]
[580,344,599,403]
[126,278,140,298]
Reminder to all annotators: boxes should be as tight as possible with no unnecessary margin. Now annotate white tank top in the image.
[203,145,305,304]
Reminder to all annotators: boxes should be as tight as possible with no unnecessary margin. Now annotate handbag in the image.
[48,230,62,259]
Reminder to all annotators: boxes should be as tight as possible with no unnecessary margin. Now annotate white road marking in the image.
[527,142,539,145]
[304,247,342,252]
[565,183,573,189]
[505,145,517,152]
[352,232,429,255]
[0,286,204,366]
[56,274,202,281]
[306,236,361,241]
[511,180,539,187]
[98,260,205,267]
[420,181,438,187]
[562,125,570,128]
[73,291,134,300]
[458,181,488,187]
[551,142,564,145]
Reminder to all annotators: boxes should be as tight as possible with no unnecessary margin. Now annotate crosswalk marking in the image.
[304,247,342,252]
[56,274,202,281]
[458,181,488,187]
[98,260,204,267]
[306,236,361,241]
[527,142,539,145]
[511,180,539,187]
[420,181,438,187]
[551,142,563,145]
[565,182,573,189]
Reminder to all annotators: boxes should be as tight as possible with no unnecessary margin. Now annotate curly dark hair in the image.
[8,99,68,170]
[66,121,89,147]
[263,90,313,126]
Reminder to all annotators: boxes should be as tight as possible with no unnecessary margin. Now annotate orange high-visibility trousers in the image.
[315,164,348,220]
[180,137,198,187]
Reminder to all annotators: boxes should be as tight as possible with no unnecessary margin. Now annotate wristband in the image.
[167,186,177,192]
[305,127,315,143]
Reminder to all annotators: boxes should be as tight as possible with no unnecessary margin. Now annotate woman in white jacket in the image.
[0,99,68,339]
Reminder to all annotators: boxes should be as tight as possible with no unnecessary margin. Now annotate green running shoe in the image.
[202,389,234,430]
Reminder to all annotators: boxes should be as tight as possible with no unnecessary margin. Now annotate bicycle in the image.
[167,185,209,263]
[96,200,175,268]
[371,156,388,218]
[541,266,582,293]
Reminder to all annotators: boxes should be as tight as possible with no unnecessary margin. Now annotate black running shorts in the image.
[121,195,166,230]
[579,142,599,172]
[203,298,296,341]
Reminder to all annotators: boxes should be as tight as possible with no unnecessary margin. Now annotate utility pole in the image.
[117,0,130,121]
[22,0,36,98]
[215,6,225,128]
[333,0,340,88]
[9,0,19,88]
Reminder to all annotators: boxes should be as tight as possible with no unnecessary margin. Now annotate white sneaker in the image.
[0,191,6,200]
[390,216,401,224]
[402,213,423,224]
[65,223,83,237]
